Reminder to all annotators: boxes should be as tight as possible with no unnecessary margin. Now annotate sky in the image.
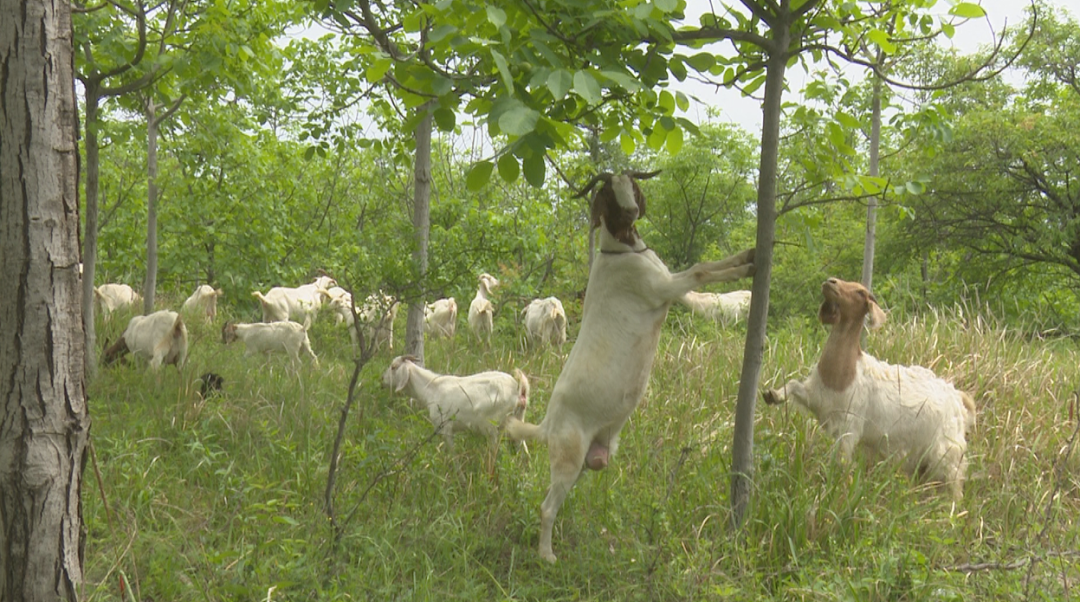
[675,0,1062,134]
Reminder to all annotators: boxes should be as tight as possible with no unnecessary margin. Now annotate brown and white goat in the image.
[763,277,976,499]
[505,170,755,563]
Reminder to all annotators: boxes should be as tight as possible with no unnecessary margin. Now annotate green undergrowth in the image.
[82,304,1080,601]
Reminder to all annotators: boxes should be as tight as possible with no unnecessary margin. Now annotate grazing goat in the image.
[505,170,755,562]
[682,289,752,325]
[95,283,142,319]
[381,355,529,451]
[181,284,224,323]
[424,297,457,338]
[522,297,567,347]
[762,277,976,500]
[467,273,500,344]
[329,291,400,350]
[222,319,319,367]
[102,310,188,370]
[252,275,336,323]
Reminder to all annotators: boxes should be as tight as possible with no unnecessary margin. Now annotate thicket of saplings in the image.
[83,287,1079,601]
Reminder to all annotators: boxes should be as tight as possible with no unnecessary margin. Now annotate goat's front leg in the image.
[762,379,807,407]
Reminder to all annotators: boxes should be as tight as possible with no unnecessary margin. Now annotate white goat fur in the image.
[252,275,336,323]
[504,171,755,563]
[682,289,752,324]
[329,291,400,350]
[222,319,319,367]
[95,283,142,318]
[103,310,188,370]
[467,273,499,344]
[424,297,457,338]
[381,355,529,449]
[763,277,976,499]
[181,285,224,322]
[522,297,567,347]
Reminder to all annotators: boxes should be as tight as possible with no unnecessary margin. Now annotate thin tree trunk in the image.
[404,107,433,363]
[730,32,790,530]
[144,97,159,314]
[0,0,91,599]
[860,75,882,290]
[82,88,102,376]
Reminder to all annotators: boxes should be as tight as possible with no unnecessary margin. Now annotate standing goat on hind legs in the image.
[505,170,755,563]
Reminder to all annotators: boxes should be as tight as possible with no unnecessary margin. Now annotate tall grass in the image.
[82,304,1080,601]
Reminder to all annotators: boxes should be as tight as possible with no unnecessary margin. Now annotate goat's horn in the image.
[573,172,613,199]
[626,169,661,180]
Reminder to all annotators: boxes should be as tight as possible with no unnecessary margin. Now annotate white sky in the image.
[676,0,1065,134]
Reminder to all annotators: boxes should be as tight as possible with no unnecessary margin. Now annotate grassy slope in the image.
[83,304,1080,601]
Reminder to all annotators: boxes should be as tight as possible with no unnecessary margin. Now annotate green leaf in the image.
[498,103,540,136]
[655,0,677,12]
[620,130,636,155]
[949,3,986,18]
[522,153,545,187]
[665,127,684,155]
[835,111,860,129]
[905,180,926,195]
[601,69,641,92]
[867,29,896,54]
[941,22,955,38]
[497,153,519,182]
[686,52,715,72]
[491,50,514,94]
[485,6,507,27]
[573,70,601,104]
[547,69,573,100]
[742,73,767,95]
[466,161,494,191]
[658,89,675,114]
[433,107,456,132]
[366,58,392,83]
[675,91,690,112]
[428,24,457,44]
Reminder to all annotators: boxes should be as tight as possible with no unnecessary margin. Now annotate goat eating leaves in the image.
[505,170,755,563]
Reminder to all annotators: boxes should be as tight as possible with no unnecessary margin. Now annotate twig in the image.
[89,437,116,529]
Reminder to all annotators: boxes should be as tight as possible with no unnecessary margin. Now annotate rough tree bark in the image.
[403,107,433,364]
[0,0,91,600]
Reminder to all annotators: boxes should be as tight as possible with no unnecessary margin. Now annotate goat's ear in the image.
[589,188,609,230]
[866,300,887,330]
[818,300,840,325]
[392,364,409,392]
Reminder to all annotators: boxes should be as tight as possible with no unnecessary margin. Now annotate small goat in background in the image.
[424,297,457,338]
[522,296,567,347]
[763,277,976,500]
[468,273,499,345]
[182,284,224,323]
[222,319,319,367]
[103,310,188,370]
[95,283,142,320]
[682,289,752,325]
[381,355,529,452]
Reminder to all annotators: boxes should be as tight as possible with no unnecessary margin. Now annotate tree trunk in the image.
[860,75,882,290]
[0,1,91,600]
[144,97,159,314]
[404,107,433,363]
[82,87,102,376]
[729,32,790,530]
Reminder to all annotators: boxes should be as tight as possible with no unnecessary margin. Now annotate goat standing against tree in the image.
[507,170,755,563]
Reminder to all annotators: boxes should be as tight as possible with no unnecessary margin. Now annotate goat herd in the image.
[93,170,976,564]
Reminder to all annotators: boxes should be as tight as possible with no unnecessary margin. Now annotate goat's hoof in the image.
[540,549,557,564]
[762,389,781,406]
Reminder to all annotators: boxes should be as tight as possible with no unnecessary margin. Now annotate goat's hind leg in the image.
[538,432,588,563]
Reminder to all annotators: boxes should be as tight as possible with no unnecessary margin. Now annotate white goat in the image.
[330,291,400,350]
[181,284,224,323]
[763,277,976,500]
[467,273,499,344]
[505,170,755,562]
[381,355,529,450]
[252,275,336,323]
[424,297,457,338]
[522,296,567,347]
[682,289,752,325]
[102,310,188,370]
[222,319,319,367]
[94,283,142,319]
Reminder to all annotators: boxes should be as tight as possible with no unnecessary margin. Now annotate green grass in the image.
[82,305,1080,601]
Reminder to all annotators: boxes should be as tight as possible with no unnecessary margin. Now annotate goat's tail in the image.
[252,291,269,304]
[513,368,530,410]
[93,286,104,299]
[960,391,977,433]
[301,314,313,331]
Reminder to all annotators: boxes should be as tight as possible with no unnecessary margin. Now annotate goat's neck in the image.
[816,318,864,391]
[404,363,440,396]
[477,282,491,299]
[597,224,647,253]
